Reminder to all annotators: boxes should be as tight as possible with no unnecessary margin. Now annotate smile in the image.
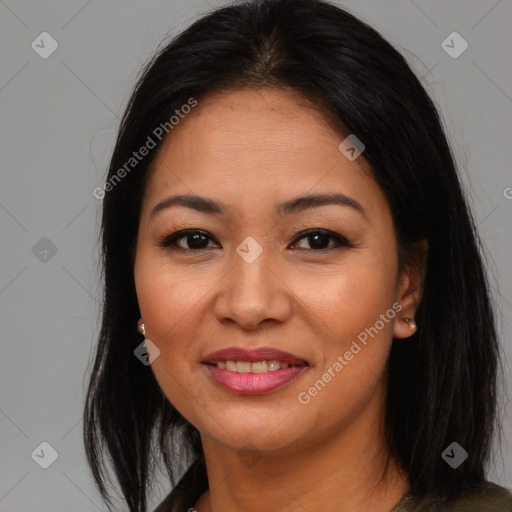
[212,360,299,373]
[201,346,309,394]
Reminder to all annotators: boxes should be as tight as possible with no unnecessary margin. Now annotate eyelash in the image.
[155,229,353,252]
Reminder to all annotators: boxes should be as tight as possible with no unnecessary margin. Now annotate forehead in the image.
[152,88,341,163]
[142,88,385,221]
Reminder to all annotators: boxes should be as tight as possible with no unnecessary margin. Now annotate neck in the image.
[195,388,409,512]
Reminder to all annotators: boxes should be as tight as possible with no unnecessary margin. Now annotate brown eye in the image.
[156,228,352,252]
[156,230,219,250]
[290,229,353,251]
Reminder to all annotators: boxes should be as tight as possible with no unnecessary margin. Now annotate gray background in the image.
[1,0,511,510]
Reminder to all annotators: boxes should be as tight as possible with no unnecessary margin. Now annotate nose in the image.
[212,245,292,331]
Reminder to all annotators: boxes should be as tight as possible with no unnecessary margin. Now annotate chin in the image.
[200,414,307,453]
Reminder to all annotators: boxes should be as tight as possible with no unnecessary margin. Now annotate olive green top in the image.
[154,480,512,511]
[389,481,512,511]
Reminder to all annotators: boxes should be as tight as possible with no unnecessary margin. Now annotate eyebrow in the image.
[150,192,368,221]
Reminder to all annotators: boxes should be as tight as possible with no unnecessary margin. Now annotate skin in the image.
[134,88,428,512]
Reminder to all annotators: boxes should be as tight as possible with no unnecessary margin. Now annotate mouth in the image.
[205,359,304,373]
[201,346,309,394]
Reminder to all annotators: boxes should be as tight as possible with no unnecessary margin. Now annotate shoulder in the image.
[152,455,208,512]
[407,481,512,511]
[153,486,202,512]
[443,481,512,511]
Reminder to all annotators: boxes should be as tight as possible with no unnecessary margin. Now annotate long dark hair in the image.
[84,0,502,510]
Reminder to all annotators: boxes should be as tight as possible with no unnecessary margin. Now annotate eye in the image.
[289,229,353,251]
[156,230,219,251]
[156,228,352,252]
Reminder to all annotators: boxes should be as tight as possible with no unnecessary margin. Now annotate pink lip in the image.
[204,364,308,394]
[202,346,307,365]
[201,346,309,395]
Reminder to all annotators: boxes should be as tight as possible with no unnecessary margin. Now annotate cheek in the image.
[134,285,201,423]
[299,261,397,347]
[134,253,217,411]
[135,249,215,340]
[295,263,397,413]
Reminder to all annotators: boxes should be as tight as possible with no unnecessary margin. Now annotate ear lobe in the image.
[393,239,428,340]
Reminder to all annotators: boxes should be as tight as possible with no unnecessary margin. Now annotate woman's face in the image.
[134,88,421,454]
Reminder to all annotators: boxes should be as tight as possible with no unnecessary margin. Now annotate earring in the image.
[137,318,145,337]
[403,317,417,331]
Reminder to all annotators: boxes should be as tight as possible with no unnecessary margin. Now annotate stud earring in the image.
[137,318,145,336]
[403,317,417,331]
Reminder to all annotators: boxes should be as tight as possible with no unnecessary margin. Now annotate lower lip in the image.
[204,364,307,394]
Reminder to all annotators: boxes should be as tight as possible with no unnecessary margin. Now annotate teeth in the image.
[251,361,268,373]
[236,361,252,373]
[215,360,296,373]
[267,360,280,371]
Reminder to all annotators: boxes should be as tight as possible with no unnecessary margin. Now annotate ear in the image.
[393,238,428,339]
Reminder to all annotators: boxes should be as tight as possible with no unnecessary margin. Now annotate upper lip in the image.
[202,346,308,365]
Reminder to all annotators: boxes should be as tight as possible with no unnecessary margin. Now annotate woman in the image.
[83,1,512,511]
